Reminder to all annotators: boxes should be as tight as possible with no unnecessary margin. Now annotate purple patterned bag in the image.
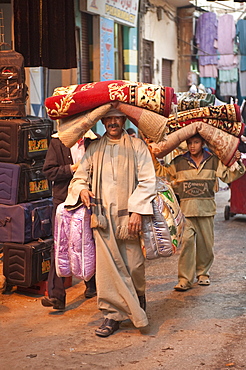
[54,203,96,281]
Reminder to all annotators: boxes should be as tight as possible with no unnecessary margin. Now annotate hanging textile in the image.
[219,68,238,97]
[13,0,77,69]
[195,12,218,67]
[218,14,237,69]
[217,14,238,97]
[199,77,217,90]
[236,19,246,72]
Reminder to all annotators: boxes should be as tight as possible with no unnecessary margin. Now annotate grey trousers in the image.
[178,216,214,286]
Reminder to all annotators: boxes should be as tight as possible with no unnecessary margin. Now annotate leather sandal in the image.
[95,318,120,337]
[197,276,210,286]
[174,282,191,291]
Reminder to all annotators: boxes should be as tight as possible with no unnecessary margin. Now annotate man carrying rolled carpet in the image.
[65,107,157,337]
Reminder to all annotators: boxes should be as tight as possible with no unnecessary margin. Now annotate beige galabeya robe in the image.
[65,133,157,328]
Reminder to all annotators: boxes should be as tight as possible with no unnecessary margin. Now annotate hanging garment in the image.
[195,12,218,66]
[239,70,246,97]
[199,64,218,78]
[236,19,246,72]
[13,0,77,69]
[218,14,237,69]
[199,77,217,90]
[218,68,238,97]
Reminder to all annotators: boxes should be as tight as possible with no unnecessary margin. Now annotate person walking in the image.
[41,130,98,310]
[65,108,157,336]
[149,133,245,291]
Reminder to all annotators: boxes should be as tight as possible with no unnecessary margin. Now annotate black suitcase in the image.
[0,160,52,205]
[0,116,53,163]
[0,198,53,243]
[2,238,53,287]
[0,47,28,118]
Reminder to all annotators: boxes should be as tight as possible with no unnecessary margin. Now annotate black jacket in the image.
[43,138,73,204]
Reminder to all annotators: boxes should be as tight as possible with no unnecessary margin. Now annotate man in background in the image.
[41,130,98,310]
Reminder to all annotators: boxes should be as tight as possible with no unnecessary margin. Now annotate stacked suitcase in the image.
[0,115,54,289]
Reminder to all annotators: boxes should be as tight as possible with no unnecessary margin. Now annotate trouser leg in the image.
[178,218,196,286]
[47,201,66,304]
[195,216,214,278]
[84,274,97,298]
[120,238,146,297]
[47,248,66,304]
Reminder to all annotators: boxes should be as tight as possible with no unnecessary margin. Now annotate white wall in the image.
[141,4,178,91]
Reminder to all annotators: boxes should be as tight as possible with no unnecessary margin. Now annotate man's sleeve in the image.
[217,160,245,183]
[43,139,73,181]
[64,149,92,207]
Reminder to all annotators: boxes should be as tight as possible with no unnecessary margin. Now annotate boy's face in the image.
[187,137,203,156]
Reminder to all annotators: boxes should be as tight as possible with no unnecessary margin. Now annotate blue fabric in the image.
[200,77,217,90]
[236,19,246,72]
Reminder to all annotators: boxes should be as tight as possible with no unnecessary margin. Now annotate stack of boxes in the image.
[0,115,54,293]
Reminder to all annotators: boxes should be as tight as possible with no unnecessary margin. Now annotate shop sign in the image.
[87,0,139,27]
[100,17,114,81]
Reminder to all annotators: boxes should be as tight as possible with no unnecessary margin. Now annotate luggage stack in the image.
[0,115,54,291]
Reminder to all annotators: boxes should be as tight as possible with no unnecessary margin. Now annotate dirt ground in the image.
[1,187,246,370]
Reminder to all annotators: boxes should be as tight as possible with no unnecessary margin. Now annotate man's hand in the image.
[80,189,96,209]
[128,212,142,237]
[71,161,81,173]
[235,150,241,160]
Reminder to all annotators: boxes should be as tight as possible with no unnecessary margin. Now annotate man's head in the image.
[186,133,204,157]
[101,108,127,140]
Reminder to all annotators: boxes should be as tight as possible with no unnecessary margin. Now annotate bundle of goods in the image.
[54,203,96,281]
[176,91,215,112]
[45,81,243,167]
[141,178,184,260]
[141,197,173,260]
[150,104,245,167]
[156,178,184,252]
[45,80,177,146]
[167,104,242,135]
[45,80,176,119]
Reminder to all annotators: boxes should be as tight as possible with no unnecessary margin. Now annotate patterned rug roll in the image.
[177,92,215,112]
[57,102,169,147]
[58,104,112,148]
[45,80,176,120]
[114,102,168,143]
[167,104,243,137]
[150,121,240,167]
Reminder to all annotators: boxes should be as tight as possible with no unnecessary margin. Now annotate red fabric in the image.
[45,80,176,120]
[230,159,246,213]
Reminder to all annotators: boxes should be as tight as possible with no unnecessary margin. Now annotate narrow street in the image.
[1,186,246,370]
